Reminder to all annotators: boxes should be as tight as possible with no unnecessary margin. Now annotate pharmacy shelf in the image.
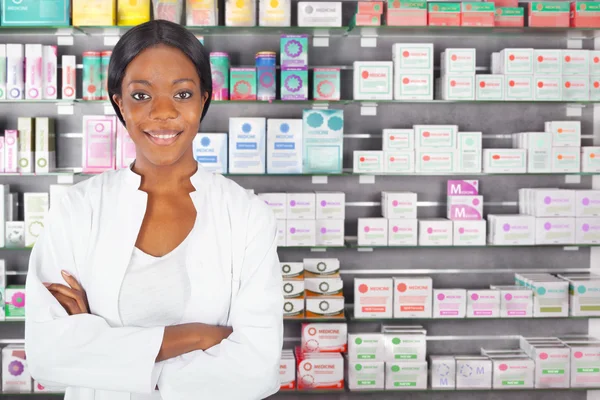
[345,240,594,250]
[1,99,597,105]
[291,388,600,394]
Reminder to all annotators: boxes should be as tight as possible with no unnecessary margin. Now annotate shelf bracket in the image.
[56,103,74,115]
[565,174,581,184]
[313,29,330,48]
[359,175,376,184]
[55,28,74,46]
[311,176,328,184]
[566,103,583,117]
[567,30,584,49]
[104,104,116,115]
[312,102,329,110]
[310,248,327,252]
[360,102,378,116]
[360,28,378,48]
[57,174,74,184]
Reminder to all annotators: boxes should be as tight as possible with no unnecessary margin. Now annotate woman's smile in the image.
[143,129,184,146]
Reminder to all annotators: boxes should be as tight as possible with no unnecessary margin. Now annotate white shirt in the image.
[24,164,284,400]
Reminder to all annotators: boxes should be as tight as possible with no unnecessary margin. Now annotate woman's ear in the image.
[112,94,125,119]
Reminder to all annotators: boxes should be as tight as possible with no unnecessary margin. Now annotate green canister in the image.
[83,51,102,100]
[210,52,230,100]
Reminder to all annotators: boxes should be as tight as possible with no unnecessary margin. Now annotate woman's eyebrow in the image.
[173,78,196,85]
[128,79,152,87]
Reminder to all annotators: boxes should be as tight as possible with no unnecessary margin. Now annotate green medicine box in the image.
[1,0,71,26]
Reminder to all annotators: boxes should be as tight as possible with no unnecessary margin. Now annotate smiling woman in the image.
[24,20,283,400]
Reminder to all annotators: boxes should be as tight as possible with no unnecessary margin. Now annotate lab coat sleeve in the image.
[158,198,284,400]
[25,191,165,394]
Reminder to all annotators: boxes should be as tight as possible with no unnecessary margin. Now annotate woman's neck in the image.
[132,155,198,194]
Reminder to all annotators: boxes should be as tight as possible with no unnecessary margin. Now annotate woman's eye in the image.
[132,93,150,101]
[175,91,193,100]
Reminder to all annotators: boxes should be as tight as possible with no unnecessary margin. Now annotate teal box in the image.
[302,109,344,173]
[281,69,308,101]
[1,0,70,26]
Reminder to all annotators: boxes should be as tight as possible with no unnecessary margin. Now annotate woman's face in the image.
[113,44,207,168]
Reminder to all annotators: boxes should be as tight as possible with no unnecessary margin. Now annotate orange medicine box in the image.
[494,7,524,27]
[461,2,495,27]
[393,277,433,318]
[428,2,461,26]
[528,2,570,27]
[386,0,427,26]
[358,1,383,14]
[493,0,518,6]
[571,1,600,28]
[354,278,393,318]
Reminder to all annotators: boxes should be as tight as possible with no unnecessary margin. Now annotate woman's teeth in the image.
[151,133,178,139]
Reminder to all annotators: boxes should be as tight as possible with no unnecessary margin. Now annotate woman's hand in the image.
[43,270,90,315]
[199,324,233,350]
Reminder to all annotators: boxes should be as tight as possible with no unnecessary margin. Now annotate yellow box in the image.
[73,0,116,26]
[118,0,151,26]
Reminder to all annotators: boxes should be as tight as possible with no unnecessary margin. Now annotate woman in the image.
[25,20,283,400]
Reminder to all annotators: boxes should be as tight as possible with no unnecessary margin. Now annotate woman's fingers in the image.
[61,270,83,292]
[48,290,81,315]
[46,283,87,314]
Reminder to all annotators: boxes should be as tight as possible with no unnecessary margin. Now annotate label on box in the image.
[388,219,418,246]
[442,49,476,74]
[442,75,475,100]
[387,0,428,26]
[416,150,456,173]
[563,50,590,75]
[393,44,433,71]
[534,76,562,101]
[476,75,504,100]
[495,7,524,27]
[394,73,433,100]
[385,151,415,173]
[383,129,414,150]
[414,125,457,148]
[529,2,570,27]
[535,50,562,75]
[563,76,590,101]
[506,76,533,100]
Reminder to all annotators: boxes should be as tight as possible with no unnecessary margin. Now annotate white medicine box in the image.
[441,49,476,75]
[382,129,414,151]
[315,192,345,219]
[354,278,393,319]
[286,193,316,219]
[358,218,388,246]
[353,61,393,100]
[381,191,417,219]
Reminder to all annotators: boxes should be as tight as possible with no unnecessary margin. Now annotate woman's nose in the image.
[149,95,178,120]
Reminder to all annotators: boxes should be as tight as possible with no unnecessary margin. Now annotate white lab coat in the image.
[25,164,284,400]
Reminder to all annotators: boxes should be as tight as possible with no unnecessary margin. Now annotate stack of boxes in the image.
[382,325,428,389]
[528,1,570,27]
[356,192,417,246]
[491,48,534,101]
[481,348,535,389]
[414,124,458,174]
[494,0,525,28]
[280,349,297,391]
[356,1,383,26]
[260,192,345,247]
[428,2,461,26]
[386,0,427,26]
[440,48,476,100]
[82,116,135,173]
[393,43,434,101]
[520,337,570,388]
[461,2,495,27]
[519,188,576,245]
[382,128,415,174]
[297,323,347,390]
[558,272,600,317]
[281,258,344,319]
[447,180,486,246]
[572,1,600,27]
[2,117,56,174]
[280,35,309,101]
[515,273,569,317]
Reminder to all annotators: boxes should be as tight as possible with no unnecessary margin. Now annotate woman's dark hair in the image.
[108,20,213,126]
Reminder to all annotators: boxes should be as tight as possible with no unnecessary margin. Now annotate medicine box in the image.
[529,344,570,388]
[530,189,576,217]
[280,35,308,69]
[483,149,527,173]
[24,193,48,247]
[582,147,600,172]
[316,192,345,219]
[505,75,534,101]
[386,0,427,26]
[441,48,476,75]
[447,196,483,221]
[567,277,600,316]
[258,193,286,220]
[577,191,600,217]
[546,121,581,147]
[358,218,388,246]
[297,2,342,27]
[303,258,340,278]
[287,193,315,219]
[286,220,316,247]
[563,75,590,101]
[193,133,228,174]
[476,75,505,101]
[4,130,17,173]
[267,119,302,174]
[534,76,562,101]
[381,191,417,219]
[305,296,344,319]
[591,76,600,101]
[440,75,475,100]
[25,44,42,100]
[313,68,340,101]
[592,51,600,74]
[353,151,384,173]
[433,289,466,318]
[414,125,457,149]
[382,129,414,151]
[430,356,456,389]
[499,49,534,74]
[562,50,590,75]
[531,277,569,317]
[348,361,385,390]
[415,149,457,173]
[302,109,344,174]
[534,50,562,75]
[297,353,344,389]
[354,278,393,319]
[467,290,500,318]
[393,277,432,318]
[572,1,600,27]
[385,361,428,390]
[576,217,600,244]
[388,219,418,246]
[17,117,33,173]
[552,147,581,173]
[461,2,495,27]
[305,276,342,297]
[453,220,486,246]
[394,72,434,100]
[392,43,434,71]
[384,330,427,361]
[1,0,70,26]
[491,358,535,389]
[316,219,344,246]
[348,333,385,361]
[494,7,524,27]
[456,131,482,173]
[494,286,533,317]
[569,343,600,387]
[283,280,305,298]
[281,262,303,279]
[281,69,308,101]
[2,345,31,393]
[353,61,393,100]
[528,2,570,28]
[455,357,492,389]
[487,214,535,245]
[418,219,453,245]
[34,117,56,173]
[7,44,24,100]
[535,217,575,244]
[428,2,461,26]
[447,180,479,196]
[384,151,415,173]
[301,323,348,353]
[228,118,266,174]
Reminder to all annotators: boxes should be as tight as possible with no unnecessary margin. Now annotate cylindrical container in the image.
[82,51,102,101]
[152,0,184,23]
[256,51,276,101]
[101,51,112,101]
[210,52,230,100]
